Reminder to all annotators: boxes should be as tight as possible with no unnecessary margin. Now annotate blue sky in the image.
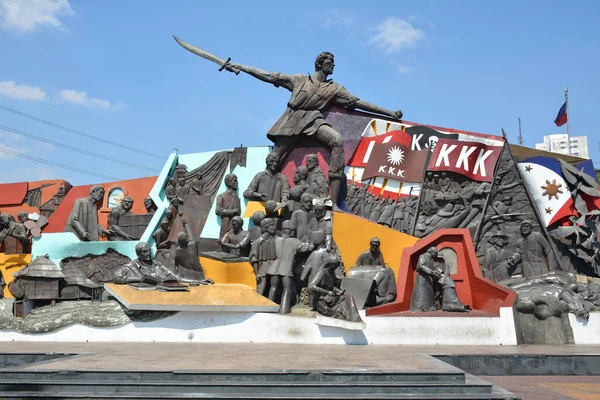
[0,0,598,185]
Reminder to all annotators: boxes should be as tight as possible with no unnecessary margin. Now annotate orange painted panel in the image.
[332,211,419,279]
[199,257,256,289]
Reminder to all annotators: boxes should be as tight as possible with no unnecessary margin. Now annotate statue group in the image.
[0,212,31,254]
[3,38,594,335]
[215,150,398,319]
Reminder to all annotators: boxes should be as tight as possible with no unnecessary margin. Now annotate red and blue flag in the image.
[554,102,568,127]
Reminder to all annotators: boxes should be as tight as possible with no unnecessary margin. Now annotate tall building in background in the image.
[535,134,589,158]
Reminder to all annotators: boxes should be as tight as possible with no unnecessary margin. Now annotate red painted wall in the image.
[45,176,157,237]
[367,228,516,317]
[0,180,70,221]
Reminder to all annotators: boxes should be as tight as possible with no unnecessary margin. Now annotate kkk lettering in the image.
[406,125,458,151]
[429,139,502,182]
[362,142,429,183]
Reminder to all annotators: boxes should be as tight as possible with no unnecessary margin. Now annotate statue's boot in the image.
[329,175,343,211]
[280,289,293,314]
[268,285,280,303]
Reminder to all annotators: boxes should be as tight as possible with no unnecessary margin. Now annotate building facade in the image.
[535,134,589,158]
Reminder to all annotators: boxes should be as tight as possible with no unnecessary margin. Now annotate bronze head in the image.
[314,52,334,74]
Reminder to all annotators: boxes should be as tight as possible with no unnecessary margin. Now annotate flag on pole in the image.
[517,156,577,226]
[554,102,568,127]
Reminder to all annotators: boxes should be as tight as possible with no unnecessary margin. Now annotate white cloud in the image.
[59,89,125,110]
[323,10,355,30]
[0,80,47,101]
[0,0,74,33]
[396,64,412,74]
[0,130,21,141]
[368,17,425,54]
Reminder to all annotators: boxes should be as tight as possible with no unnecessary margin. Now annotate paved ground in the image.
[0,343,598,399]
[483,376,600,400]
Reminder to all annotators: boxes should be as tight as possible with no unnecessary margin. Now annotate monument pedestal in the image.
[104,283,277,312]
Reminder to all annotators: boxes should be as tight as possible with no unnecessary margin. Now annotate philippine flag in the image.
[517,156,577,226]
[554,102,568,127]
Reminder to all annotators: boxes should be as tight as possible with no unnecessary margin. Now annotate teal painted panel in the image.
[29,146,272,265]
[141,150,178,246]
[202,146,271,239]
[32,233,138,266]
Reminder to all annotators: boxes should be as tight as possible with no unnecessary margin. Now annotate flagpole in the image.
[564,85,571,155]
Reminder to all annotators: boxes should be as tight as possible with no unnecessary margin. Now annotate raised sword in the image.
[173,36,240,74]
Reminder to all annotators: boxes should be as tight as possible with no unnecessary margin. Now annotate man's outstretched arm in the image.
[226,63,297,92]
[354,99,403,120]
[226,63,274,84]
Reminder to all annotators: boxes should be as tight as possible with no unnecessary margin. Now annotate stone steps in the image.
[0,370,517,399]
[0,370,467,383]
[0,393,517,399]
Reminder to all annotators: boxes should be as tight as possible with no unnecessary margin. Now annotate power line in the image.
[0,103,165,160]
[0,146,121,181]
[0,124,160,173]
[38,99,150,142]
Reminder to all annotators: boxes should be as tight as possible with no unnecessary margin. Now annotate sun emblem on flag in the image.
[541,179,563,200]
[386,146,405,165]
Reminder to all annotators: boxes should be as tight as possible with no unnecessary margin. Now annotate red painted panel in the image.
[45,176,157,236]
[281,147,331,184]
[0,182,28,206]
[45,184,93,233]
[367,228,516,317]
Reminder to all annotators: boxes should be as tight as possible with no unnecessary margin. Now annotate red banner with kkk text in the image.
[428,138,503,182]
[360,142,429,183]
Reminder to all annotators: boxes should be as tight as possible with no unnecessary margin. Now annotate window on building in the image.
[107,187,124,208]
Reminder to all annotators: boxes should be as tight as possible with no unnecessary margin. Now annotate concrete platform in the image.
[0,342,597,372]
[0,343,598,399]
[104,283,279,312]
[0,342,518,399]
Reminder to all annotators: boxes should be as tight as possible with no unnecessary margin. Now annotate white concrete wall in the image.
[569,312,600,344]
[0,307,519,345]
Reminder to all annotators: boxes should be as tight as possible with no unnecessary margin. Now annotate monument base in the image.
[0,306,521,345]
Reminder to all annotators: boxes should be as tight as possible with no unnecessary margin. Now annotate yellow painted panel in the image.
[200,257,256,290]
[332,212,419,279]
[0,253,31,298]
[242,201,283,219]
[105,283,275,307]
[243,201,266,218]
